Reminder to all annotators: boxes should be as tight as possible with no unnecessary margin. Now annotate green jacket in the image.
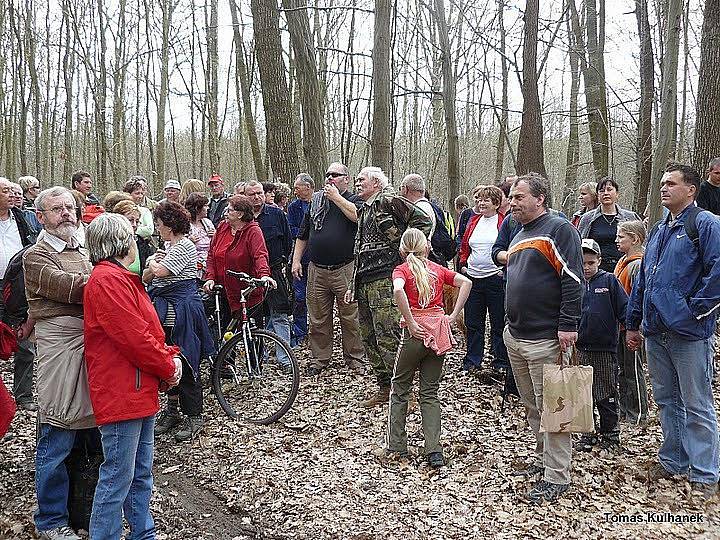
[352,186,432,289]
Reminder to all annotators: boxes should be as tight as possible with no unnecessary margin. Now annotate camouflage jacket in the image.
[352,187,432,288]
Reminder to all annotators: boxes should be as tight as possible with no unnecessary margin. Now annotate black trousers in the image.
[596,394,619,433]
[163,327,203,416]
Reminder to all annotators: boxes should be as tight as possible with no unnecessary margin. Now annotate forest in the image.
[0,0,718,223]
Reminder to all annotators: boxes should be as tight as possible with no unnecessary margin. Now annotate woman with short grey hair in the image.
[83,212,182,539]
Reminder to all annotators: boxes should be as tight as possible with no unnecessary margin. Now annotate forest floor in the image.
[1,330,719,540]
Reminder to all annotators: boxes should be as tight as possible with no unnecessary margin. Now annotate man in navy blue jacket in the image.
[626,163,720,500]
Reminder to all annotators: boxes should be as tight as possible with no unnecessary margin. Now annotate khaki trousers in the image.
[503,326,572,484]
[387,329,444,454]
[306,261,365,368]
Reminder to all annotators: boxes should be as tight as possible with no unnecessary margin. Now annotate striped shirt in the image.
[152,236,198,288]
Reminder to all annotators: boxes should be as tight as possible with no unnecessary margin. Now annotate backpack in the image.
[0,246,31,326]
[647,205,704,259]
[429,201,457,265]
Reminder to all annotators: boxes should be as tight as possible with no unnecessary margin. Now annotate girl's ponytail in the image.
[400,228,435,308]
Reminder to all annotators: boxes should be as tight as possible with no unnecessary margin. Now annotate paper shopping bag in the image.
[540,353,594,433]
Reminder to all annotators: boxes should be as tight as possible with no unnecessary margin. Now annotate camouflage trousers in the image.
[357,278,401,388]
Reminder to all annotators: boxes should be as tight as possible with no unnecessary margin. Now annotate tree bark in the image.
[693,0,720,174]
[432,0,459,205]
[648,0,682,226]
[371,0,392,173]
[251,0,299,183]
[155,0,172,184]
[207,0,220,174]
[585,0,609,178]
[516,0,546,177]
[563,1,581,217]
[633,0,654,214]
[283,0,328,185]
[228,0,265,181]
[494,0,509,181]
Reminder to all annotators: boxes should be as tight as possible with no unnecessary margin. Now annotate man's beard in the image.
[50,222,78,242]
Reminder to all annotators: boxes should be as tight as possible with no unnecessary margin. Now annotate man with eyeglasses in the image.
[291,164,366,376]
[23,186,95,539]
[0,177,38,413]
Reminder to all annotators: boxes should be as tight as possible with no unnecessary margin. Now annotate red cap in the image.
[208,174,223,185]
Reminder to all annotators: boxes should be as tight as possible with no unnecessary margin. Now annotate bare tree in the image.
[282,0,328,184]
[251,0,299,182]
[371,0,392,173]
[648,0,682,226]
[516,0,546,176]
[632,0,654,214]
[207,0,220,174]
[693,0,720,174]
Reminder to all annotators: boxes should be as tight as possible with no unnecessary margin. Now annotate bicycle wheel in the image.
[212,328,300,424]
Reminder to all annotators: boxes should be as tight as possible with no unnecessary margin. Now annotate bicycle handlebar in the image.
[226,270,271,291]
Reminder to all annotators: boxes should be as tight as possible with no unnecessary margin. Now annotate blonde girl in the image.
[614,220,648,425]
[387,228,471,468]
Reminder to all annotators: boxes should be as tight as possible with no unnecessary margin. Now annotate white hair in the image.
[35,186,74,212]
[359,166,389,189]
[86,213,135,264]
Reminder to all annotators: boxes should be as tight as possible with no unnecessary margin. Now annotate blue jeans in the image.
[291,268,308,345]
[645,333,720,484]
[34,424,78,531]
[266,309,291,367]
[90,416,156,540]
[463,273,508,370]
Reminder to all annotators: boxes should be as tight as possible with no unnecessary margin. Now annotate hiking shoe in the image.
[361,387,391,408]
[427,452,445,468]
[175,416,204,442]
[154,409,182,436]
[526,479,570,503]
[37,526,80,540]
[690,481,718,500]
[647,461,676,482]
[511,463,544,477]
[598,431,621,450]
[574,433,599,452]
[305,365,325,377]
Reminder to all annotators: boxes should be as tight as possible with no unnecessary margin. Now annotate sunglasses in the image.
[325,172,345,179]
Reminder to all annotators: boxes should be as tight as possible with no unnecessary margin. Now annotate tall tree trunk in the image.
[283,0,328,185]
[516,0,546,177]
[633,0,654,214]
[585,0,609,178]
[112,0,128,185]
[96,0,109,192]
[563,2,581,217]
[494,0,509,181]
[371,0,392,172]
[228,0,265,180]
[155,0,172,184]
[693,0,720,174]
[62,0,74,181]
[648,0,682,226]
[207,0,220,174]
[432,0,459,204]
[250,0,299,183]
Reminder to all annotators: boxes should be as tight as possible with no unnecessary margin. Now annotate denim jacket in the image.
[626,206,720,339]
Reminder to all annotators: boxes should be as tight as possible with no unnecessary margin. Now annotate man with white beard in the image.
[23,186,95,540]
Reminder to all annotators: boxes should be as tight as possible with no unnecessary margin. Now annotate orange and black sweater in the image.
[505,212,584,340]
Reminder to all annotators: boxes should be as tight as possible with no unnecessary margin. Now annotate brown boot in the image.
[361,386,391,408]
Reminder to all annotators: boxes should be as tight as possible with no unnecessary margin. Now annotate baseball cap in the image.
[581,238,601,256]
[208,174,223,185]
[164,179,181,190]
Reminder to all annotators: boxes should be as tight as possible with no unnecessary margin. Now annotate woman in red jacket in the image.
[83,213,182,540]
[203,195,274,326]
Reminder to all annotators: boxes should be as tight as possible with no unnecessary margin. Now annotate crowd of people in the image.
[1,158,719,538]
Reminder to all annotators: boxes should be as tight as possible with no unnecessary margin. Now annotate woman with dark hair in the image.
[185,192,215,279]
[111,200,152,275]
[578,178,640,272]
[144,201,215,443]
[203,196,275,327]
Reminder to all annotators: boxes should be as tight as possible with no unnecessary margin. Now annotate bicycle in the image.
[209,271,300,424]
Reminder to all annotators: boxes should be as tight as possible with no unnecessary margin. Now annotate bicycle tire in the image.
[212,328,300,424]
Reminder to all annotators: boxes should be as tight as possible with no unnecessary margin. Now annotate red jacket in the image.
[458,211,504,267]
[84,260,179,425]
[205,221,271,312]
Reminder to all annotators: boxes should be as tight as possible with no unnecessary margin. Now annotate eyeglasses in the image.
[325,172,345,179]
[39,204,77,215]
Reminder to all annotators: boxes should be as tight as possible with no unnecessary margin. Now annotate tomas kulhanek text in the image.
[604,512,705,524]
